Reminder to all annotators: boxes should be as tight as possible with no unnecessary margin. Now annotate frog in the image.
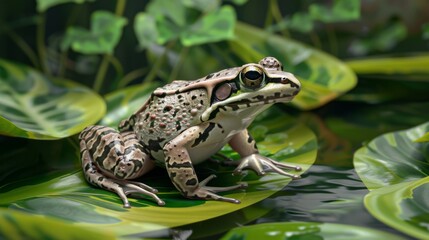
[79,57,302,208]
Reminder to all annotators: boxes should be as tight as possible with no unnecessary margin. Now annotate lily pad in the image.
[354,122,429,238]
[0,59,106,140]
[354,122,429,190]
[231,22,357,110]
[0,106,317,237]
[365,177,429,240]
[220,222,404,240]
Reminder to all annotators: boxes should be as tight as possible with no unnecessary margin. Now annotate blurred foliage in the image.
[1,0,429,239]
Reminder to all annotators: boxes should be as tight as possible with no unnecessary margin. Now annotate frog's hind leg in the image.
[79,126,165,208]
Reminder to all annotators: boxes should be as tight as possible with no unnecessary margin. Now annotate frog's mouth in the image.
[226,92,297,109]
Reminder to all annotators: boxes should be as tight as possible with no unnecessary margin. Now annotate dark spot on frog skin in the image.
[191,95,197,100]
[176,121,181,131]
[163,105,173,112]
[167,161,193,169]
[186,178,197,186]
[147,138,165,152]
[191,123,216,147]
[247,134,254,144]
[205,73,214,79]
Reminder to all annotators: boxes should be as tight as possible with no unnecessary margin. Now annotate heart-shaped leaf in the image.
[181,5,236,46]
[0,59,105,139]
[354,122,429,238]
[231,23,357,110]
[0,105,317,237]
[221,222,404,240]
[61,11,127,54]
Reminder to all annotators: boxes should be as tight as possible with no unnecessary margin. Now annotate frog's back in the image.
[130,80,210,162]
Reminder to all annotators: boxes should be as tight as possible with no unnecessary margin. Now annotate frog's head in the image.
[201,57,301,121]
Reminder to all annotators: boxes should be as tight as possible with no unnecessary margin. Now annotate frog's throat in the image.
[200,95,294,122]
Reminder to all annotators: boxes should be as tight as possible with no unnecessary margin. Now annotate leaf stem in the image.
[269,0,290,37]
[118,68,148,88]
[93,0,127,92]
[168,46,189,81]
[142,41,176,84]
[3,27,40,68]
[36,13,49,74]
[93,55,110,92]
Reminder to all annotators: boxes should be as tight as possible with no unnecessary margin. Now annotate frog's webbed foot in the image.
[233,154,302,179]
[96,177,165,208]
[189,174,247,204]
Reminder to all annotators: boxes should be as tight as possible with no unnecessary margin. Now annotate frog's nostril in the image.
[280,78,290,84]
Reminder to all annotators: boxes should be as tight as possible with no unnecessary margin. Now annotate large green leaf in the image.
[0,106,317,237]
[61,11,127,54]
[0,59,105,139]
[354,122,429,238]
[232,23,357,110]
[354,122,429,190]
[365,177,429,240]
[309,0,360,23]
[221,222,404,240]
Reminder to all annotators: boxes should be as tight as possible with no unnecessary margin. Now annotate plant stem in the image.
[118,68,148,88]
[309,31,322,49]
[93,55,110,92]
[115,0,127,16]
[269,0,290,37]
[93,0,127,92]
[4,27,39,68]
[36,13,49,74]
[142,41,176,84]
[168,47,189,81]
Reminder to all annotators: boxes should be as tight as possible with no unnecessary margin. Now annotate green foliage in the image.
[354,122,429,238]
[309,0,360,23]
[349,20,407,56]
[36,0,93,12]
[61,11,127,54]
[423,23,429,39]
[415,131,429,142]
[0,59,105,139]
[221,222,404,240]
[134,1,236,49]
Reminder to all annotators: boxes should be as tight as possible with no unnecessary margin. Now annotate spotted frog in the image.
[79,57,301,207]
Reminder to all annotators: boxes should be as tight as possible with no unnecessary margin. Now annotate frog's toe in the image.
[235,154,301,179]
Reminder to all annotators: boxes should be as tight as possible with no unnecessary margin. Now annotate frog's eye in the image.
[239,65,265,89]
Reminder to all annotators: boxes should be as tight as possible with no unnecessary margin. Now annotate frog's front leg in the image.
[79,126,165,208]
[163,123,245,203]
[229,129,302,179]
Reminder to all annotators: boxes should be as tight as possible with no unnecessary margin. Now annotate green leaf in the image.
[181,5,236,46]
[0,208,115,239]
[36,0,92,12]
[232,22,357,110]
[147,0,186,26]
[309,0,360,23]
[134,13,158,50]
[221,222,404,240]
[0,59,105,139]
[415,131,429,142]
[346,54,429,77]
[0,107,317,237]
[181,0,220,12]
[61,11,127,54]
[288,12,314,33]
[354,121,429,190]
[365,177,429,239]
[354,122,429,238]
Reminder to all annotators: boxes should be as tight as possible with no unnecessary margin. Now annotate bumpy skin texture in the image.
[79,57,302,207]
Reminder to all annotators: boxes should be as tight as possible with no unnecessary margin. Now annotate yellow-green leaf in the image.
[0,59,106,139]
